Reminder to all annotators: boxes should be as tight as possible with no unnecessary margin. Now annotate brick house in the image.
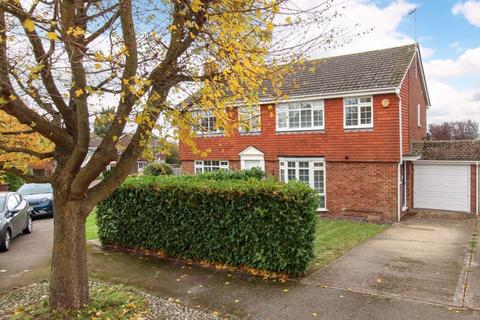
[179,44,479,222]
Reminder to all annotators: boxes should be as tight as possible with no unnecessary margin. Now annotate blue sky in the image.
[303,0,480,124]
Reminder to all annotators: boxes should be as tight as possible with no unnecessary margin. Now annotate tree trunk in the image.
[49,195,89,310]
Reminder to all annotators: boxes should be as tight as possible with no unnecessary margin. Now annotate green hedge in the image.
[96,175,318,275]
[195,167,264,180]
[143,163,173,176]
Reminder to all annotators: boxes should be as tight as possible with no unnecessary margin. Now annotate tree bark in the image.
[49,191,89,310]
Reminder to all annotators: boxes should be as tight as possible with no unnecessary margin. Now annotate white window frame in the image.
[278,157,327,210]
[193,110,223,135]
[417,104,421,127]
[343,96,373,129]
[137,160,148,172]
[194,160,229,174]
[276,100,324,132]
[238,106,261,133]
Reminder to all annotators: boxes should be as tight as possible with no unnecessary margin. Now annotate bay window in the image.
[344,96,373,129]
[279,158,326,209]
[276,100,324,131]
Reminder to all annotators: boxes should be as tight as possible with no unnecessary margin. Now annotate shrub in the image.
[143,162,173,176]
[97,175,318,275]
[3,173,25,191]
[196,167,264,180]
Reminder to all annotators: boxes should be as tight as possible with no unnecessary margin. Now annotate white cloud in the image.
[428,80,480,123]
[452,1,480,27]
[424,47,480,79]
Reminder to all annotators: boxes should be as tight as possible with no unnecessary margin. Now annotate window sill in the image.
[239,131,261,136]
[343,127,374,132]
[316,208,329,212]
[196,133,224,137]
[276,129,325,134]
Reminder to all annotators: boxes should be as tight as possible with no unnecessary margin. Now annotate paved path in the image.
[0,218,52,291]
[306,215,479,308]
[2,215,480,320]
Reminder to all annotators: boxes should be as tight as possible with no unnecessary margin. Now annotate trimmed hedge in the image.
[143,163,173,176]
[97,175,318,275]
[195,167,264,180]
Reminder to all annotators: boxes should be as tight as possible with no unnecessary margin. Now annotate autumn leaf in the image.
[22,19,35,32]
[46,32,58,41]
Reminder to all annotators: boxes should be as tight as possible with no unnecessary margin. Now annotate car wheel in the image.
[0,229,11,252]
[23,216,33,234]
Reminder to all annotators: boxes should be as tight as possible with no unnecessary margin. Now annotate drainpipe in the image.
[396,89,403,223]
[477,162,479,215]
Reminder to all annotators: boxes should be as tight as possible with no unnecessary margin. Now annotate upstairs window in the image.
[194,160,229,174]
[417,104,421,127]
[193,111,222,134]
[276,100,324,131]
[238,106,261,133]
[344,96,373,129]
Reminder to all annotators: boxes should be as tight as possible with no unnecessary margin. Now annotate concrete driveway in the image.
[0,218,52,292]
[305,215,479,309]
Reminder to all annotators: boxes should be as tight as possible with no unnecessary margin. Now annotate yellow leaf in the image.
[0,97,8,105]
[75,89,83,97]
[46,32,58,41]
[9,95,17,101]
[23,19,35,32]
[95,63,102,70]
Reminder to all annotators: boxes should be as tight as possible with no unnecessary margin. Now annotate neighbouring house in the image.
[179,44,479,221]
[86,134,165,174]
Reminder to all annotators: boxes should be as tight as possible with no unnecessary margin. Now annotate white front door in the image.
[414,163,470,212]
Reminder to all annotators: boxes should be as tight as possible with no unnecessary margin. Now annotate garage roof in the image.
[411,140,480,161]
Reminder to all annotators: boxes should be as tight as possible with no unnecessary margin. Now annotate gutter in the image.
[396,88,403,223]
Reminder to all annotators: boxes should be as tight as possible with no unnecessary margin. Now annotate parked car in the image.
[0,192,32,251]
[17,183,54,218]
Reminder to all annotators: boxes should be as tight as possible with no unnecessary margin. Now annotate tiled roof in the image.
[411,140,480,161]
[260,44,417,100]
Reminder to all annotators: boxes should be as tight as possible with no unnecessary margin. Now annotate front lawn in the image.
[310,218,388,272]
[86,211,98,240]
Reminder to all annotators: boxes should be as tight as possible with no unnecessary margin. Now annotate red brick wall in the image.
[180,93,401,163]
[400,54,428,155]
[471,164,477,214]
[326,162,398,221]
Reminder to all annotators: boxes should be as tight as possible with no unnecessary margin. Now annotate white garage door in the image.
[414,163,470,212]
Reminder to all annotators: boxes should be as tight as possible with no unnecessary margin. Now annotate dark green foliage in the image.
[4,173,25,191]
[196,167,264,180]
[143,162,173,176]
[102,168,113,179]
[97,175,318,275]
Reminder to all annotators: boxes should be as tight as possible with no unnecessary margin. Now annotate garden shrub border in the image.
[97,175,318,275]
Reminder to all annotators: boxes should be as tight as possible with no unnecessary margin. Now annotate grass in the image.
[309,218,388,272]
[86,210,99,240]
[11,283,148,320]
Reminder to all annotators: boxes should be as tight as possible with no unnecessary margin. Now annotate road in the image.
[0,218,53,292]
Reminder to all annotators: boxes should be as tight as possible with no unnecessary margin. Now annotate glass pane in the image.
[345,98,358,105]
[289,109,300,128]
[313,109,323,127]
[300,109,312,128]
[313,170,324,193]
[280,169,285,182]
[319,195,326,209]
[360,106,372,125]
[277,111,287,128]
[299,169,309,183]
[288,161,296,168]
[195,168,202,174]
[345,106,358,126]
[287,169,296,181]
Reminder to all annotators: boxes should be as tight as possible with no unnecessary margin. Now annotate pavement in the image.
[306,214,479,308]
[0,218,52,292]
[1,214,480,320]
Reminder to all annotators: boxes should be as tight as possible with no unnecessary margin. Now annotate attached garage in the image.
[408,140,480,215]
[413,163,470,212]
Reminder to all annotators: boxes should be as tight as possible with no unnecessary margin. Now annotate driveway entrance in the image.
[305,215,479,308]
